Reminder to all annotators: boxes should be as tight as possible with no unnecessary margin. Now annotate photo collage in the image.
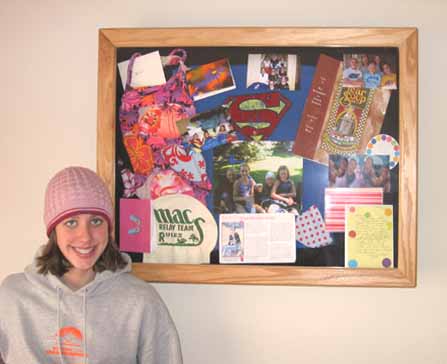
[116,46,399,268]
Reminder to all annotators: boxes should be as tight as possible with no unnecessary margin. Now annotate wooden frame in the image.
[97,27,418,287]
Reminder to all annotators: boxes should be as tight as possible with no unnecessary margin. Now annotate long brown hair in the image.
[36,231,127,276]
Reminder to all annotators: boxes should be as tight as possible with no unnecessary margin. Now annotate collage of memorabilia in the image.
[116,47,399,268]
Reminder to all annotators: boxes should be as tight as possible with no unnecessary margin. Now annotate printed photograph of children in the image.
[329,154,391,192]
[246,54,301,91]
[220,221,244,258]
[213,141,303,215]
[342,53,398,89]
[182,106,237,152]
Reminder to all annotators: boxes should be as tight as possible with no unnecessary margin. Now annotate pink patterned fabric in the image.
[44,167,113,236]
[121,168,146,198]
[136,168,195,200]
[161,144,209,185]
[119,49,196,138]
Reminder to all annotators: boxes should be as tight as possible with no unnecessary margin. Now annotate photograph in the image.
[213,141,303,215]
[182,105,238,151]
[186,58,236,100]
[342,53,398,89]
[220,220,244,259]
[329,154,391,192]
[246,53,301,91]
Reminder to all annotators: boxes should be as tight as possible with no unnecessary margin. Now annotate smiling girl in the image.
[271,165,299,214]
[0,166,182,364]
[233,163,256,213]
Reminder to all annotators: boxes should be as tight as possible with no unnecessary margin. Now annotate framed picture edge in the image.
[96,27,418,288]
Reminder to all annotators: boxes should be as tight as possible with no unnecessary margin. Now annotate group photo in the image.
[213,141,303,215]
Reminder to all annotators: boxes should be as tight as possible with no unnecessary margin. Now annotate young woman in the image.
[361,156,382,188]
[381,63,397,89]
[0,166,182,364]
[233,163,256,213]
[335,158,358,188]
[271,165,299,214]
[215,167,237,213]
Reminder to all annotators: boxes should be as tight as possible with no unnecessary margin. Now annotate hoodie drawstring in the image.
[56,287,64,364]
[56,287,88,364]
[83,289,88,364]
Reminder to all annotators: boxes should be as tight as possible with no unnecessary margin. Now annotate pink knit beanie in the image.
[44,166,113,236]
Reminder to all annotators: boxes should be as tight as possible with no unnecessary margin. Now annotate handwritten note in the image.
[118,51,166,89]
[345,205,393,268]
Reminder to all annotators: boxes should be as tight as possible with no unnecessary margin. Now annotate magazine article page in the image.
[219,213,296,263]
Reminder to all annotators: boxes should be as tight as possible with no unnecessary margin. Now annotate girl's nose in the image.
[76,222,93,243]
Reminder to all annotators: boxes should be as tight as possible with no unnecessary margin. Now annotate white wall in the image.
[1,1,446,363]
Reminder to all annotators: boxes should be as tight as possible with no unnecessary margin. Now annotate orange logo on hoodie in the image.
[46,326,87,360]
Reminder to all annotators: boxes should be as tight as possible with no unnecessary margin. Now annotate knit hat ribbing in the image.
[44,167,113,236]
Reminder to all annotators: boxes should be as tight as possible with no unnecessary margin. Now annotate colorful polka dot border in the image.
[366,134,400,169]
[382,258,392,268]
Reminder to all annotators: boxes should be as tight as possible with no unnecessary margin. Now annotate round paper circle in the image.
[348,230,357,238]
[348,259,358,268]
[143,194,218,264]
[366,134,400,169]
[382,258,392,268]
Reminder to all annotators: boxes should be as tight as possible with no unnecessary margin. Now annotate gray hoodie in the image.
[0,250,182,364]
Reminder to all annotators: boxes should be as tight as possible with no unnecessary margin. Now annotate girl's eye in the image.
[91,217,104,226]
[64,219,78,228]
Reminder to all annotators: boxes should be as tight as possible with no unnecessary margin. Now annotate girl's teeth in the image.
[74,247,93,254]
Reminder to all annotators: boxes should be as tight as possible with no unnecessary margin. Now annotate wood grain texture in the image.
[97,27,418,287]
[132,263,413,287]
[97,31,117,206]
[396,29,418,287]
[100,27,416,47]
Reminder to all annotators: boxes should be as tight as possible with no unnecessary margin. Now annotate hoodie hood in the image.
[0,246,183,364]
[22,246,132,364]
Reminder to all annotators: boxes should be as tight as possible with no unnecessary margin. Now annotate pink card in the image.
[119,198,151,253]
[324,188,383,232]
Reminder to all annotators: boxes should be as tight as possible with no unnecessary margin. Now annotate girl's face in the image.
[348,159,357,173]
[279,169,288,181]
[240,166,250,177]
[266,177,275,187]
[226,168,235,181]
[364,158,373,171]
[55,214,108,273]
[361,55,369,65]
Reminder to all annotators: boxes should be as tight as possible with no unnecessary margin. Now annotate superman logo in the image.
[224,92,291,141]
